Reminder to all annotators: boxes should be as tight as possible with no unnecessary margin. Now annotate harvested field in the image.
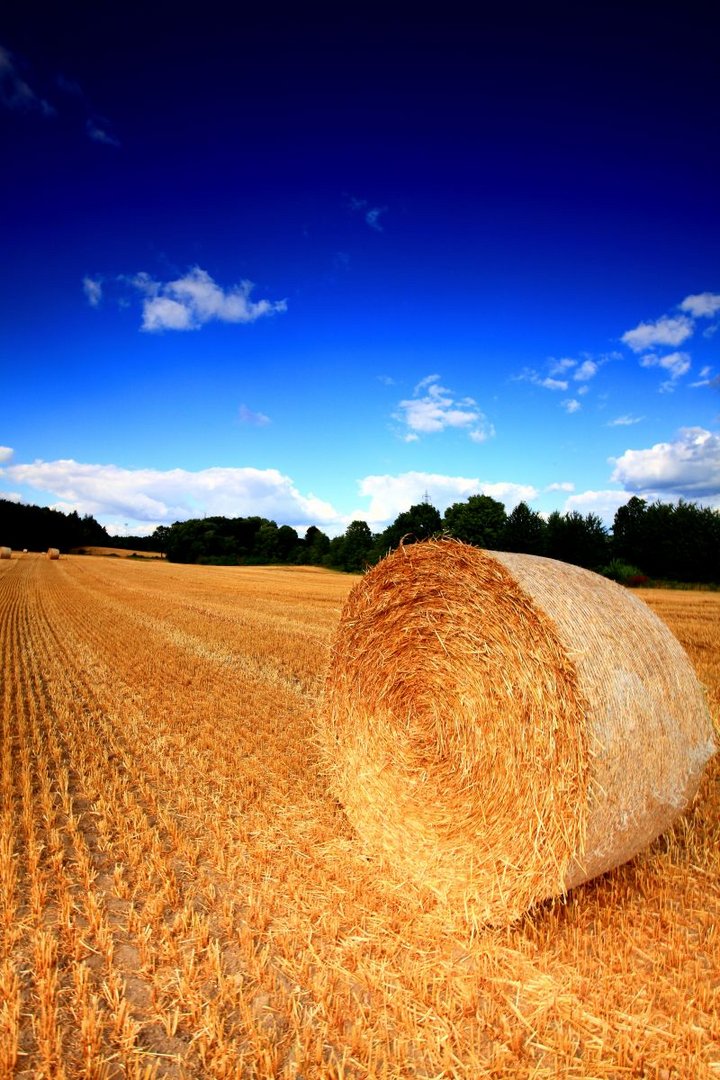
[1,554,718,1078]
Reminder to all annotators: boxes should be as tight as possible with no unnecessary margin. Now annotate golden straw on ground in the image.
[319,539,716,924]
[0,547,10,559]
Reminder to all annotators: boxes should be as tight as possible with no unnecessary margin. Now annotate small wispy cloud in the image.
[607,414,644,427]
[126,267,287,332]
[82,276,103,307]
[238,404,271,427]
[518,355,603,399]
[639,351,691,392]
[395,375,495,443]
[348,195,388,232]
[0,44,54,116]
[86,117,120,147]
[0,446,14,464]
[690,366,719,389]
[515,368,567,391]
[561,398,582,414]
[545,481,575,493]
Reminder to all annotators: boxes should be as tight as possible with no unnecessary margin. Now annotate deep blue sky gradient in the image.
[2,3,718,533]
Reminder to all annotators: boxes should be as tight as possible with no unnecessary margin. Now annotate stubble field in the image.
[0,552,718,1078]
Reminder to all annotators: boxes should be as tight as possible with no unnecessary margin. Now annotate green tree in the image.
[331,519,375,572]
[443,495,507,549]
[302,525,330,565]
[374,502,442,558]
[501,501,547,555]
[612,496,647,569]
[546,510,609,570]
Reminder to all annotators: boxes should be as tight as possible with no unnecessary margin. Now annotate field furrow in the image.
[1,554,718,1078]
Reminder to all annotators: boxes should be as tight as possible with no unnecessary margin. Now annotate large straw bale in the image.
[47,548,60,560]
[319,539,716,924]
[0,546,10,559]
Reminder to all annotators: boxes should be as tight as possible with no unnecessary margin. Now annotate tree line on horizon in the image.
[2,493,719,584]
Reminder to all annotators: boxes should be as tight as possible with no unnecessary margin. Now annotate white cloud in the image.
[82,276,103,307]
[0,490,22,503]
[129,267,287,332]
[639,351,691,381]
[395,376,495,443]
[365,206,387,231]
[516,368,568,391]
[607,414,644,427]
[562,398,581,414]
[564,489,631,524]
[85,118,120,147]
[680,292,720,318]
[610,427,720,498]
[1,459,341,532]
[0,446,14,464]
[0,45,54,116]
[621,315,693,353]
[545,481,575,493]
[690,366,718,389]
[238,404,271,426]
[348,195,388,231]
[548,358,576,376]
[355,472,537,528]
[574,359,598,381]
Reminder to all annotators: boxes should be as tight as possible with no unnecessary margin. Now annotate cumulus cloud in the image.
[562,398,581,414]
[564,489,633,524]
[621,315,694,353]
[0,45,54,116]
[610,427,720,498]
[680,292,720,318]
[82,276,102,307]
[354,472,537,528]
[1,458,340,532]
[128,268,287,332]
[0,446,14,464]
[394,376,495,443]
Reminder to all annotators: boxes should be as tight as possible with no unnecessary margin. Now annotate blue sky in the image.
[1,4,719,535]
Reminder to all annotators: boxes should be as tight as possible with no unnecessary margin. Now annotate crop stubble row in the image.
[0,554,718,1078]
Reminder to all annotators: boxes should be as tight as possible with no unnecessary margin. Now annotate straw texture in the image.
[0,547,10,559]
[319,539,716,924]
[47,548,60,560]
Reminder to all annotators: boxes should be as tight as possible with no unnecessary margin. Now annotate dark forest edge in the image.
[1,494,719,586]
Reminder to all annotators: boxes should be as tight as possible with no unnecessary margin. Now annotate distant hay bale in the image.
[0,546,11,559]
[319,539,716,924]
[47,548,60,560]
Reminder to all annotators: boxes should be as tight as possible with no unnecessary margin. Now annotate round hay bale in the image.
[319,539,716,924]
[47,548,60,560]
[0,546,11,559]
